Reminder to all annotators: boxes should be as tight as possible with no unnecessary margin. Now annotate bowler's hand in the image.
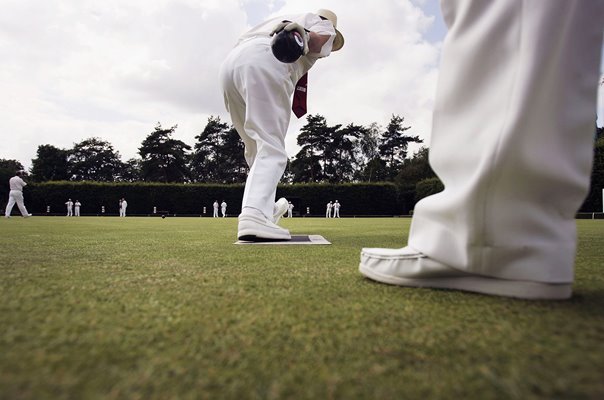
[283,22,309,55]
[270,21,290,36]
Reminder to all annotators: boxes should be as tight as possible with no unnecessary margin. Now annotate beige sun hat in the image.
[316,9,344,51]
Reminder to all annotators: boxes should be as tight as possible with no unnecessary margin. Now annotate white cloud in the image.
[0,0,439,169]
[1,0,603,172]
[266,0,441,154]
[0,0,247,167]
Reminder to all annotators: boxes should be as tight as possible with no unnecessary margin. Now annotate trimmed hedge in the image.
[276,182,403,216]
[415,177,444,203]
[4,177,600,216]
[4,181,407,216]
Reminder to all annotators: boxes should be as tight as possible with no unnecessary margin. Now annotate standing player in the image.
[333,200,341,218]
[120,198,128,217]
[221,200,227,218]
[325,201,333,218]
[287,201,294,218]
[65,199,74,217]
[220,9,344,241]
[213,200,219,218]
[74,200,82,217]
[4,171,32,218]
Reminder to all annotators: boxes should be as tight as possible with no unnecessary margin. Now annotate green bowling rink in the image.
[1,216,603,399]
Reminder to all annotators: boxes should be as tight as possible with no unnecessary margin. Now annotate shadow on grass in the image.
[564,288,604,317]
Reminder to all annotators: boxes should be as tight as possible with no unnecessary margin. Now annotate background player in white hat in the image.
[4,171,32,218]
[333,200,341,218]
[220,9,344,241]
[359,0,603,300]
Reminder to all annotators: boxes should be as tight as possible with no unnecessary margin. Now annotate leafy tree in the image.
[139,123,191,183]
[395,146,437,187]
[291,114,334,182]
[120,158,143,182]
[359,157,389,182]
[190,116,228,182]
[356,122,387,182]
[30,144,69,182]
[379,114,422,180]
[359,122,381,161]
[211,126,247,183]
[289,147,323,183]
[190,116,246,183]
[323,123,366,183]
[68,138,124,181]
[0,159,25,188]
[0,159,24,174]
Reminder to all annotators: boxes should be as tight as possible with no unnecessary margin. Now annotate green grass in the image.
[1,216,603,400]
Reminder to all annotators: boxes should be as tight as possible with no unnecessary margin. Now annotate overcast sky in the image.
[1,0,602,169]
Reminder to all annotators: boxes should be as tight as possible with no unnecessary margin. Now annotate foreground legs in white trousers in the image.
[360,0,604,299]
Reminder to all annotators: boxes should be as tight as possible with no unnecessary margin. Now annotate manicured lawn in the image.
[1,217,603,399]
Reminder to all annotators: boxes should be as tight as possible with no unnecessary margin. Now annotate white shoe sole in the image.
[359,250,572,300]
[238,215,291,242]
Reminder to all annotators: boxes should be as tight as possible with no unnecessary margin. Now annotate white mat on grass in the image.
[234,234,331,245]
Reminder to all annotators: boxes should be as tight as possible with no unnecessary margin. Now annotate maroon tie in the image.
[292,73,308,118]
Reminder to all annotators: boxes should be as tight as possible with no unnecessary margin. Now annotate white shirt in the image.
[121,200,128,208]
[237,13,337,85]
[9,176,27,191]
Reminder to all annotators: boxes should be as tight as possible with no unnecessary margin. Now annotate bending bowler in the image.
[219,9,344,241]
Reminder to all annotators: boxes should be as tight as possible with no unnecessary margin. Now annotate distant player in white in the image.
[326,201,332,218]
[4,171,32,218]
[213,200,219,218]
[333,200,341,218]
[287,201,294,218]
[74,200,81,217]
[120,198,128,217]
[65,199,74,216]
[221,200,227,218]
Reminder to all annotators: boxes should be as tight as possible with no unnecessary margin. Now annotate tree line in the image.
[2,117,603,212]
[2,114,435,187]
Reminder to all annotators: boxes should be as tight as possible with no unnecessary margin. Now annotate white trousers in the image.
[75,207,80,217]
[409,0,604,283]
[219,37,294,219]
[5,190,29,217]
[67,207,72,217]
